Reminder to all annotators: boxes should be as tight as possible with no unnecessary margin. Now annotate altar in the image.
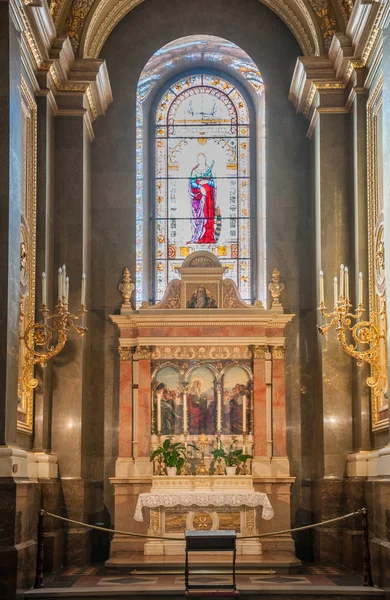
[135,475,274,555]
[108,252,296,565]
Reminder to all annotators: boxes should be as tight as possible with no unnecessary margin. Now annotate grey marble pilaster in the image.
[33,96,55,453]
[351,92,371,452]
[314,113,354,479]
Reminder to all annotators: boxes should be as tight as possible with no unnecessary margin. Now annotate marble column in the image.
[250,345,267,457]
[136,346,153,460]
[313,111,354,563]
[51,113,92,565]
[118,346,135,457]
[271,346,287,457]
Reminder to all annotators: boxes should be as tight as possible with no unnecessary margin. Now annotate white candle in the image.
[58,268,63,302]
[319,270,324,304]
[242,395,247,434]
[333,276,338,307]
[183,390,188,434]
[62,265,66,299]
[339,264,344,297]
[42,272,47,306]
[359,272,363,306]
[344,266,349,302]
[81,273,86,306]
[65,277,69,304]
[157,395,161,433]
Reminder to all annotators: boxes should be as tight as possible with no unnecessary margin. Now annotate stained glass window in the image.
[153,74,251,302]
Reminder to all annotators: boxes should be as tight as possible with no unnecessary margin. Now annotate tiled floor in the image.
[39,564,366,591]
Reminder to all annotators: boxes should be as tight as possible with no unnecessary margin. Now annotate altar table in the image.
[134,491,274,522]
[135,484,274,556]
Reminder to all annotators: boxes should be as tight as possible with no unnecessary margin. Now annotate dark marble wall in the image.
[90,0,314,555]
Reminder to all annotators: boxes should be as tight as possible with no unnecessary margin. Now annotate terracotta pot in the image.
[166,466,177,476]
[225,466,237,476]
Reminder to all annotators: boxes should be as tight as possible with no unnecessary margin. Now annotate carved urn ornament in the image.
[119,267,135,306]
[268,267,284,307]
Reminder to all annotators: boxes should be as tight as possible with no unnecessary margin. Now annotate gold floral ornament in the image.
[268,268,284,308]
[119,267,135,307]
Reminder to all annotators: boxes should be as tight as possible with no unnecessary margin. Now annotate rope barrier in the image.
[43,508,364,541]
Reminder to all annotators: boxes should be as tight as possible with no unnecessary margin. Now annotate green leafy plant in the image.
[211,439,253,467]
[150,438,198,473]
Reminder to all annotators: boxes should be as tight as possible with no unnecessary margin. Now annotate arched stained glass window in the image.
[154,74,251,301]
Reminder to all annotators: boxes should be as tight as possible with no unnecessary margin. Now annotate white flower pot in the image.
[166,467,177,476]
[226,466,237,476]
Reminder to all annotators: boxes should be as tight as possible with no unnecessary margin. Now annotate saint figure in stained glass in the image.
[189,153,217,244]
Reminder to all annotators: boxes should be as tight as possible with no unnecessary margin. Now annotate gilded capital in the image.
[249,344,268,359]
[136,345,154,360]
[271,345,287,360]
[118,346,135,361]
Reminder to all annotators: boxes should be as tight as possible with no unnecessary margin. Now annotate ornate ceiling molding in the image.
[289,0,385,135]
[11,0,113,135]
[62,0,325,59]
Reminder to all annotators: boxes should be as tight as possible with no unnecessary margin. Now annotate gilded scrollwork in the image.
[152,346,252,360]
[136,345,154,360]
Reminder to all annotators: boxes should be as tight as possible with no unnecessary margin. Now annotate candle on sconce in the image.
[242,394,247,435]
[344,266,349,302]
[81,273,86,307]
[358,272,363,306]
[339,264,344,297]
[62,265,66,299]
[333,276,338,307]
[42,272,47,306]
[319,270,324,304]
[65,277,69,304]
[58,267,63,302]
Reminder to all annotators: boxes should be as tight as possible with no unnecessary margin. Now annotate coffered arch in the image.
[50,0,348,59]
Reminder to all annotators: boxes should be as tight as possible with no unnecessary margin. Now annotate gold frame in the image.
[17,76,37,435]
[367,74,388,431]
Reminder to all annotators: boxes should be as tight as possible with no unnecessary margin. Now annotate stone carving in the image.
[268,268,284,308]
[20,238,28,288]
[119,267,134,306]
[152,346,252,360]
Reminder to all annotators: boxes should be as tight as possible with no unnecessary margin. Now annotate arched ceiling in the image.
[49,0,352,60]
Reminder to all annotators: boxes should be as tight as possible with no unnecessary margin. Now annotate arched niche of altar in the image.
[108,252,297,565]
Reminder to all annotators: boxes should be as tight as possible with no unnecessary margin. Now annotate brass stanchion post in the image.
[361,508,374,587]
[34,509,45,589]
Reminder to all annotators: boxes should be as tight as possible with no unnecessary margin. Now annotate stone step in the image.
[24,586,385,600]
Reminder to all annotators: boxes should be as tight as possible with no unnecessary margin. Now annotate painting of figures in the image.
[187,367,216,435]
[152,367,183,435]
[222,366,251,434]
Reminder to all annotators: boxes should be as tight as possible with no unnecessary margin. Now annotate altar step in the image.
[24,585,385,600]
[105,551,302,574]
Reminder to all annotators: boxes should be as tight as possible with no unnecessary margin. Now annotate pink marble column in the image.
[137,346,153,457]
[250,345,267,456]
[118,346,135,457]
[271,346,287,456]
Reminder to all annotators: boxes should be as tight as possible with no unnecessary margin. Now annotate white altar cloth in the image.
[134,491,274,522]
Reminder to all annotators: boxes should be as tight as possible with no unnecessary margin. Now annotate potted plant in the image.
[211,440,252,476]
[150,438,198,476]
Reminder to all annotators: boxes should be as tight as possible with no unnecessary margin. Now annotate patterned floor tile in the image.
[307,566,342,575]
[249,575,311,585]
[98,576,159,586]
[63,567,100,576]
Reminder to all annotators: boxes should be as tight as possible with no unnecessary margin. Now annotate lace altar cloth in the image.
[134,491,274,523]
